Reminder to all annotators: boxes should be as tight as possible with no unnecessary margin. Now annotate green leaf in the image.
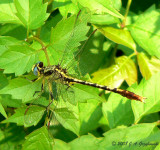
[0,72,8,89]
[100,123,158,149]
[54,134,102,150]
[54,124,160,150]
[97,26,136,51]
[0,77,42,103]
[0,0,21,24]
[73,84,102,103]
[23,126,53,150]
[102,93,134,128]
[54,98,102,136]
[0,125,25,149]
[53,0,79,17]
[140,113,160,124]
[24,105,45,127]
[2,106,26,125]
[54,139,70,150]
[49,8,91,67]
[40,13,62,43]
[137,53,160,80]
[0,44,39,76]
[102,72,160,125]
[78,29,110,75]
[52,83,103,135]
[76,0,123,19]
[91,14,120,25]
[0,36,23,56]
[92,56,137,88]
[0,95,22,108]
[132,72,160,123]
[69,134,101,150]
[14,0,49,30]
[54,107,79,134]
[0,102,7,118]
[2,105,45,128]
[0,24,27,40]
[2,105,45,127]
[128,5,160,59]
[76,99,102,135]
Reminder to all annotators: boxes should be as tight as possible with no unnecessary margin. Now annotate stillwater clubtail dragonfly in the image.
[32,61,146,104]
[25,9,146,127]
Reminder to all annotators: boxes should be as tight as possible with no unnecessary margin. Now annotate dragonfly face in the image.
[32,62,44,76]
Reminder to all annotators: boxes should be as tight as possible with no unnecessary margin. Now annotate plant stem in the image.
[26,37,50,65]
[110,43,118,65]
[48,0,53,5]
[121,0,132,28]
[36,27,41,38]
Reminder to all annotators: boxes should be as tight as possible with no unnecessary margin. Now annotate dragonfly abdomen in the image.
[65,77,145,103]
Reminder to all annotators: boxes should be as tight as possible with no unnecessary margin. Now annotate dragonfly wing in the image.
[56,82,76,105]
[56,9,91,72]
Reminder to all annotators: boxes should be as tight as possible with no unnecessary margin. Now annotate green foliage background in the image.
[0,0,160,149]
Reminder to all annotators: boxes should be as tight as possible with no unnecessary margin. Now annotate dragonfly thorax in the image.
[32,62,69,83]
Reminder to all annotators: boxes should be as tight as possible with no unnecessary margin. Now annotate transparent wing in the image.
[59,10,98,79]
[60,9,91,69]
[50,8,91,76]
[56,82,76,105]
[48,82,77,128]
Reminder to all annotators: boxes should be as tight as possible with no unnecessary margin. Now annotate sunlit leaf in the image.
[0,77,42,103]
[52,0,79,17]
[92,56,137,88]
[103,72,160,126]
[55,123,160,150]
[128,5,160,58]
[23,126,53,150]
[0,36,23,56]
[54,98,102,136]
[54,134,101,150]
[0,44,39,76]
[76,0,123,19]
[0,1,159,148]
[54,107,79,135]
[132,72,160,123]
[24,105,45,127]
[69,134,101,150]
[54,139,71,150]
[91,14,120,25]
[97,26,136,51]
[0,0,21,24]
[137,53,160,80]
[0,102,7,118]
[100,123,159,149]
[14,0,49,30]
[102,93,134,128]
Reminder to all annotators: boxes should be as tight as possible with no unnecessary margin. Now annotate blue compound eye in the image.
[33,66,38,76]
[32,62,43,76]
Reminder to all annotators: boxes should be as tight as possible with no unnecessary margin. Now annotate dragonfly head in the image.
[32,62,44,76]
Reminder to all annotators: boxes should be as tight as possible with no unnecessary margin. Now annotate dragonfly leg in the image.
[33,78,45,97]
[46,81,54,111]
[24,76,42,82]
[65,83,74,90]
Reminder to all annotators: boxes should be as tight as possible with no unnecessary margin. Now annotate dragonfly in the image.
[32,62,145,105]
[25,9,146,127]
